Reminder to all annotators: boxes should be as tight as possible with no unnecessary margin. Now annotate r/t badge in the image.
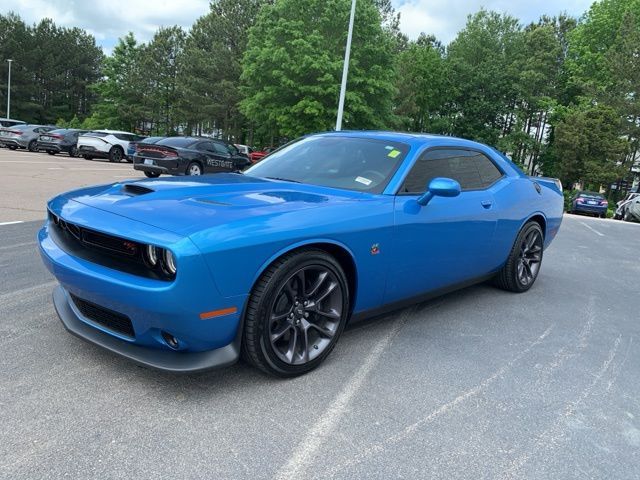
[370,243,380,255]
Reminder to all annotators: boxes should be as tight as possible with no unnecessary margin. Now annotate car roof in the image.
[90,130,134,135]
[313,130,492,151]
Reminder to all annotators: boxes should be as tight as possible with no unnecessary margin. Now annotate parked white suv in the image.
[77,130,145,162]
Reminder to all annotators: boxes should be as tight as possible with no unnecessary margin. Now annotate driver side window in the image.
[401,149,503,194]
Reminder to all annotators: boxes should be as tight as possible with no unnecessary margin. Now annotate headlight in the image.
[144,245,158,267]
[163,249,177,275]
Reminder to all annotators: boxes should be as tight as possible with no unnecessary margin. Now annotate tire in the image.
[186,162,202,176]
[624,211,633,222]
[27,140,37,152]
[82,155,94,160]
[144,171,160,178]
[47,150,56,155]
[109,146,124,163]
[68,146,77,157]
[8,145,17,150]
[494,222,544,293]
[242,249,350,377]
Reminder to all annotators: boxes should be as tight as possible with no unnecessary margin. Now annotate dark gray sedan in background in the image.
[0,124,57,151]
[36,128,88,156]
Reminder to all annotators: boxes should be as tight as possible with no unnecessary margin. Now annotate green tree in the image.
[240,0,397,142]
[446,10,524,146]
[177,0,270,141]
[0,13,102,124]
[90,33,144,131]
[545,104,627,188]
[394,34,449,133]
[140,26,186,135]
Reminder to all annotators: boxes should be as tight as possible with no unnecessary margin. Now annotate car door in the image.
[384,148,503,304]
[196,141,235,173]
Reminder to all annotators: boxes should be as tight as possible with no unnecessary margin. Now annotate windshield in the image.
[245,135,410,193]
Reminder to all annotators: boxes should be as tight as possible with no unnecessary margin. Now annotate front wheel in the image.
[242,249,350,377]
[47,150,56,155]
[494,222,544,293]
[28,140,37,152]
[68,146,77,157]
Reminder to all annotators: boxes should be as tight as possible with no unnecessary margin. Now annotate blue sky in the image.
[8,0,595,54]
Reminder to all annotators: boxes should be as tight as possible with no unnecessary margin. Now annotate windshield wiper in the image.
[264,176,302,183]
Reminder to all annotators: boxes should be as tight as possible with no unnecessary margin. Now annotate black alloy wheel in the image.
[243,249,349,377]
[268,266,343,366]
[494,221,544,293]
[109,146,123,163]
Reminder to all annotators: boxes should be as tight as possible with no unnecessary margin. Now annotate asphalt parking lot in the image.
[0,148,144,224]
[1,147,639,479]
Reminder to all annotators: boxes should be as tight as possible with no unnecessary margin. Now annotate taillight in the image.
[576,198,584,203]
[601,200,608,206]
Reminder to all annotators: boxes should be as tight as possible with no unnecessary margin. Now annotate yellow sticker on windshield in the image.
[388,149,401,158]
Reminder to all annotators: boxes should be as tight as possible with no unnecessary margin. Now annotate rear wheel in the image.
[109,146,124,163]
[8,145,17,150]
[27,140,37,152]
[494,222,544,293]
[47,150,56,155]
[144,171,160,178]
[82,154,94,160]
[186,162,202,176]
[242,249,350,377]
[68,146,77,157]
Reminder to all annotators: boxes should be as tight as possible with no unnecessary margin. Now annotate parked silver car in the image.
[614,192,640,220]
[0,124,58,152]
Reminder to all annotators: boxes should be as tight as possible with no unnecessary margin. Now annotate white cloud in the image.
[393,0,594,44]
[4,0,596,53]
[9,0,210,51]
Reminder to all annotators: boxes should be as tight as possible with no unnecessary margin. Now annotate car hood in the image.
[63,173,367,236]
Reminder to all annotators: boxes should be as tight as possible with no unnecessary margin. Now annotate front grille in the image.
[47,211,173,281]
[70,293,135,337]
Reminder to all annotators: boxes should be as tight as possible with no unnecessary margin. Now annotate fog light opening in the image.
[161,331,179,350]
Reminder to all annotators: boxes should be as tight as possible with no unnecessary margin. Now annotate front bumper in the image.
[39,208,246,373]
[52,285,240,372]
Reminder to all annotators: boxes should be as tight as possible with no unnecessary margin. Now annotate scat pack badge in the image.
[370,243,380,255]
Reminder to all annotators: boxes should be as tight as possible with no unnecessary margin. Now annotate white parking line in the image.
[580,221,605,237]
[0,221,24,226]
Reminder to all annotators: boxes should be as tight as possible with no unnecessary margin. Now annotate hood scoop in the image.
[122,184,155,196]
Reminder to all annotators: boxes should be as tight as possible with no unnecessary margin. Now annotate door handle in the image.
[481,200,493,209]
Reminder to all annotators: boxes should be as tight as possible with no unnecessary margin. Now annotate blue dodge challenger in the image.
[39,131,563,377]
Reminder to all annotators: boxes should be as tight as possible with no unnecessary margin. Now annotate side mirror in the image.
[416,177,461,206]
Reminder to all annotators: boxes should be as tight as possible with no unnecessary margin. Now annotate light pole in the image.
[335,0,356,131]
[6,59,12,119]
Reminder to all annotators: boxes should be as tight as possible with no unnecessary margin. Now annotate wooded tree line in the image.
[1,0,638,194]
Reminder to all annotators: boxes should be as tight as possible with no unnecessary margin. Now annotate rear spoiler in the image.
[530,176,562,194]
